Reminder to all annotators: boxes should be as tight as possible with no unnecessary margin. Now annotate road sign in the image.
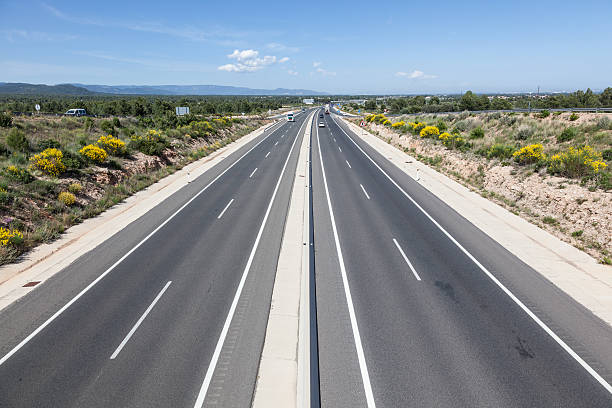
[360,120,365,126]
[175,107,190,116]
[35,104,40,112]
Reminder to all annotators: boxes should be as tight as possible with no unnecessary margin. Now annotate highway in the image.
[0,109,313,407]
[311,110,612,407]
[1,106,612,407]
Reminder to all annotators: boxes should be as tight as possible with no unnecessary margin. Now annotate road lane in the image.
[0,110,313,407]
[312,110,612,407]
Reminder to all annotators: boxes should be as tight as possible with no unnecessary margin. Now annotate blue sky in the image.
[1,0,611,94]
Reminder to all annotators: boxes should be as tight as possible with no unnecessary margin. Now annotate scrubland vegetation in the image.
[0,102,268,265]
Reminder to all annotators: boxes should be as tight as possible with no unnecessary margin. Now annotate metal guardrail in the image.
[381,107,612,117]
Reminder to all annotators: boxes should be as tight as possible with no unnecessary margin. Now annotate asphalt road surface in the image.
[0,110,313,408]
[311,110,612,407]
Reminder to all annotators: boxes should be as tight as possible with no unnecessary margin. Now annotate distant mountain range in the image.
[0,82,327,96]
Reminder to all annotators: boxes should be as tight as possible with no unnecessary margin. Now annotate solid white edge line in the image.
[217,199,234,219]
[265,151,271,158]
[110,281,172,359]
[316,123,377,408]
[0,120,285,368]
[346,160,352,169]
[249,168,258,178]
[359,184,371,200]
[193,111,313,408]
[331,115,612,395]
[392,239,421,281]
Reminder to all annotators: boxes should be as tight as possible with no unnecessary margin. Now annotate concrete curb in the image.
[252,112,313,407]
[0,120,280,312]
[341,117,612,327]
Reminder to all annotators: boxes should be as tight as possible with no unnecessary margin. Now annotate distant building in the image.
[303,98,314,105]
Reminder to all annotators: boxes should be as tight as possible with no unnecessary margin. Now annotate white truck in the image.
[286,111,295,122]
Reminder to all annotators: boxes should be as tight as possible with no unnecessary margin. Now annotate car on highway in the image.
[319,122,325,127]
[319,114,324,118]
[64,108,87,117]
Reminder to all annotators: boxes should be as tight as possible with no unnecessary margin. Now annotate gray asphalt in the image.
[312,110,612,407]
[0,110,313,407]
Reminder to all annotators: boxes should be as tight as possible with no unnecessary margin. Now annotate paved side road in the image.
[312,109,612,407]
[0,110,312,407]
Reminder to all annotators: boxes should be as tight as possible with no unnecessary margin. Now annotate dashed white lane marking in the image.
[360,184,370,200]
[392,239,421,281]
[249,168,258,178]
[265,151,271,158]
[217,199,234,219]
[346,160,352,169]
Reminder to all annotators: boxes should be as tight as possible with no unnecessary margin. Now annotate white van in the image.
[65,109,87,117]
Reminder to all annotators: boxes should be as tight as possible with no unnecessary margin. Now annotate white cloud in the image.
[279,57,290,63]
[395,70,437,79]
[219,49,280,73]
[287,70,298,76]
[313,61,322,68]
[312,62,335,76]
[1,29,77,42]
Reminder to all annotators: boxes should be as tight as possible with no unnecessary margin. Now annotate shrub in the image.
[557,127,577,142]
[37,139,61,151]
[569,113,579,121]
[513,144,545,164]
[571,230,583,237]
[487,144,515,159]
[439,132,466,149]
[6,128,29,152]
[435,120,447,131]
[0,227,23,246]
[391,121,405,129]
[79,144,107,163]
[83,117,94,131]
[602,149,612,161]
[547,146,607,178]
[542,216,558,225]
[112,117,122,128]
[515,125,534,140]
[469,127,485,139]
[409,122,426,134]
[97,135,126,156]
[62,150,86,169]
[596,116,611,130]
[99,120,116,136]
[538,110,550,118]
[0,112,12,127]
[58,191,76,206]
[420,126,440,138]
[4,165,33,183]
[29,148,66,176]
[68,182,82,194]
[129,129,169,156]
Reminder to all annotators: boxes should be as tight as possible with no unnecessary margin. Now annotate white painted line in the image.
[333,137,336,142]
[249,168,258,178]
[331,116,612,396]
[265,151,271,158]
[346,160,352,169]
[217,199,234,219]
[275,141,279,146]
[193,111,313,408]
[315,124,377,408]
[360,184,371,200]
[392,239,421,281]
[0,122,280,368]
[338,146,342,152]
[110,281,172,359]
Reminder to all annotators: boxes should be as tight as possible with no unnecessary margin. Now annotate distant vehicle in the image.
[319,122,325,127]
[287,111,295,122]
[65,109,86,117]
[319,114,324,118]
[325,104,330,114]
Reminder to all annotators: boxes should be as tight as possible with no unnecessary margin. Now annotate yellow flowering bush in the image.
[547,146,608,177]
[0,227,23,246]
[29,148,66,177]
[80,144,107,163]
[129,129,169,156]
[409,122,426,134]
[420,126,440,138]
[68,182,82,194]
[4,165,33,183]
[58,191,76,206]
[97,135,126,155]
[513,144,545,164]
[391,120,405,128]
[382,119,392,126]
[439,132,466,149]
